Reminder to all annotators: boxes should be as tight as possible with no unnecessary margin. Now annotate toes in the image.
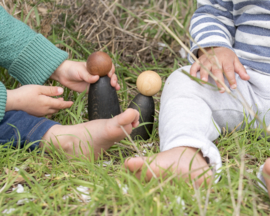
[116,108,139,127]
[124,157,158,182]
[124,157,145,173]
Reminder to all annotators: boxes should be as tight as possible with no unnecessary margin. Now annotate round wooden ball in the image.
[87,51,112,77]
[136,71,162,96]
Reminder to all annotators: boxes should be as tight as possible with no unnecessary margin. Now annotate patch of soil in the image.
[41,0,189,67]
[2,0,190,67]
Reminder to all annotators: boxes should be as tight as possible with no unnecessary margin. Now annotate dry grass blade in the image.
[0,182,8,193]
[233,138,245,216]
[193,180,203,216]
[203,169,216,216]
[226,154,236,209]
[247,175,258,216]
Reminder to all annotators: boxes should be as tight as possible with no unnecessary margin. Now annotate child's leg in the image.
[0,109,139,159]
[125,66,269,185]
[0,110,58,150]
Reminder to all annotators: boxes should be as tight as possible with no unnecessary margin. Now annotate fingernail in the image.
[201,77,207,82]
[231,84,237,89]
[58,87,64,94]
[219,88,225,93]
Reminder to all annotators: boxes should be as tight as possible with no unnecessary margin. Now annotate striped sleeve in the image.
[188,0,235,63]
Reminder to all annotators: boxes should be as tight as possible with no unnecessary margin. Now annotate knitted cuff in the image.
[8,34,68,85]
[0,82,7,122]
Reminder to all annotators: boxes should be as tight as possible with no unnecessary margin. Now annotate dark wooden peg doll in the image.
[87,51,120,121]
[128,71,162,140]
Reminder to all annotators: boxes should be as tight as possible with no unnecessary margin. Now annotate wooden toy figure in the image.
[87,51,121,120]
[128,71,162,140]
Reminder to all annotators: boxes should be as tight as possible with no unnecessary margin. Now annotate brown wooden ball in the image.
[87,51,112,77]
[136,71,162,96]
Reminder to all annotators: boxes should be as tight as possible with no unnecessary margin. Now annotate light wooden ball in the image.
[87,51,112,77]
[136,71,162,96]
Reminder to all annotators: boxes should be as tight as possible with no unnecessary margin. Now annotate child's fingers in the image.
[47,97,73,110]
[40,86,64,96]
[234,57,250,80]
[81,70,99,83]
[199,60,212,82]
[110,73,120,90]
[222,61,237,89]
[46,114,53,119]
[211,66,226,93]
[47,109,59,115]
[190,62,200,77]
[108,64,116,78]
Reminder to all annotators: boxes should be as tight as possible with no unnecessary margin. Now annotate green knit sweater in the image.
[0,6,68,122]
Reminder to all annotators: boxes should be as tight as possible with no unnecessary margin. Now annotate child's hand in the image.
[50,60,120,93]
[190,47,250,93]
[5,85,73,116]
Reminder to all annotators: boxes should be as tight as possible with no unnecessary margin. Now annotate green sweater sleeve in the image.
[0,6,68,121]
[0,82,7,121]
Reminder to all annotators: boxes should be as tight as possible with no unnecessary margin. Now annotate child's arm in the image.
[188,1,249,92]
[5,85,73,117]
[0,6,68,121]
[189,0,235,60]
[0,6,68,87]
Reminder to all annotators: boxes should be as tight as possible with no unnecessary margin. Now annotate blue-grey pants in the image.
[0,110,58,150]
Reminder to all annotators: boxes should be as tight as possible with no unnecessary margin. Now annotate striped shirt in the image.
[188,0,270,74]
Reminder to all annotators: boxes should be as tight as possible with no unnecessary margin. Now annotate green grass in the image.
[1,0,270,215]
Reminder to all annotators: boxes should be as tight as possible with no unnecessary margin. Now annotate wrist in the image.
[5,89,17,111]
[198,47,212,57]
[50,60,67,82]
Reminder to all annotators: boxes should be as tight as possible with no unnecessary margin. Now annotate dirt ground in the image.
[2,0,190,67]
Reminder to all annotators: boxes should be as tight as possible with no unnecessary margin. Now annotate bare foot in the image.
[40,108,139,159]
[124,147,213,186]
[262,158,270,197]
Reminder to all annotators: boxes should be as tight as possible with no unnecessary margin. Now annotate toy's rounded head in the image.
[136,71,162,96]
[87,51,112,77]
